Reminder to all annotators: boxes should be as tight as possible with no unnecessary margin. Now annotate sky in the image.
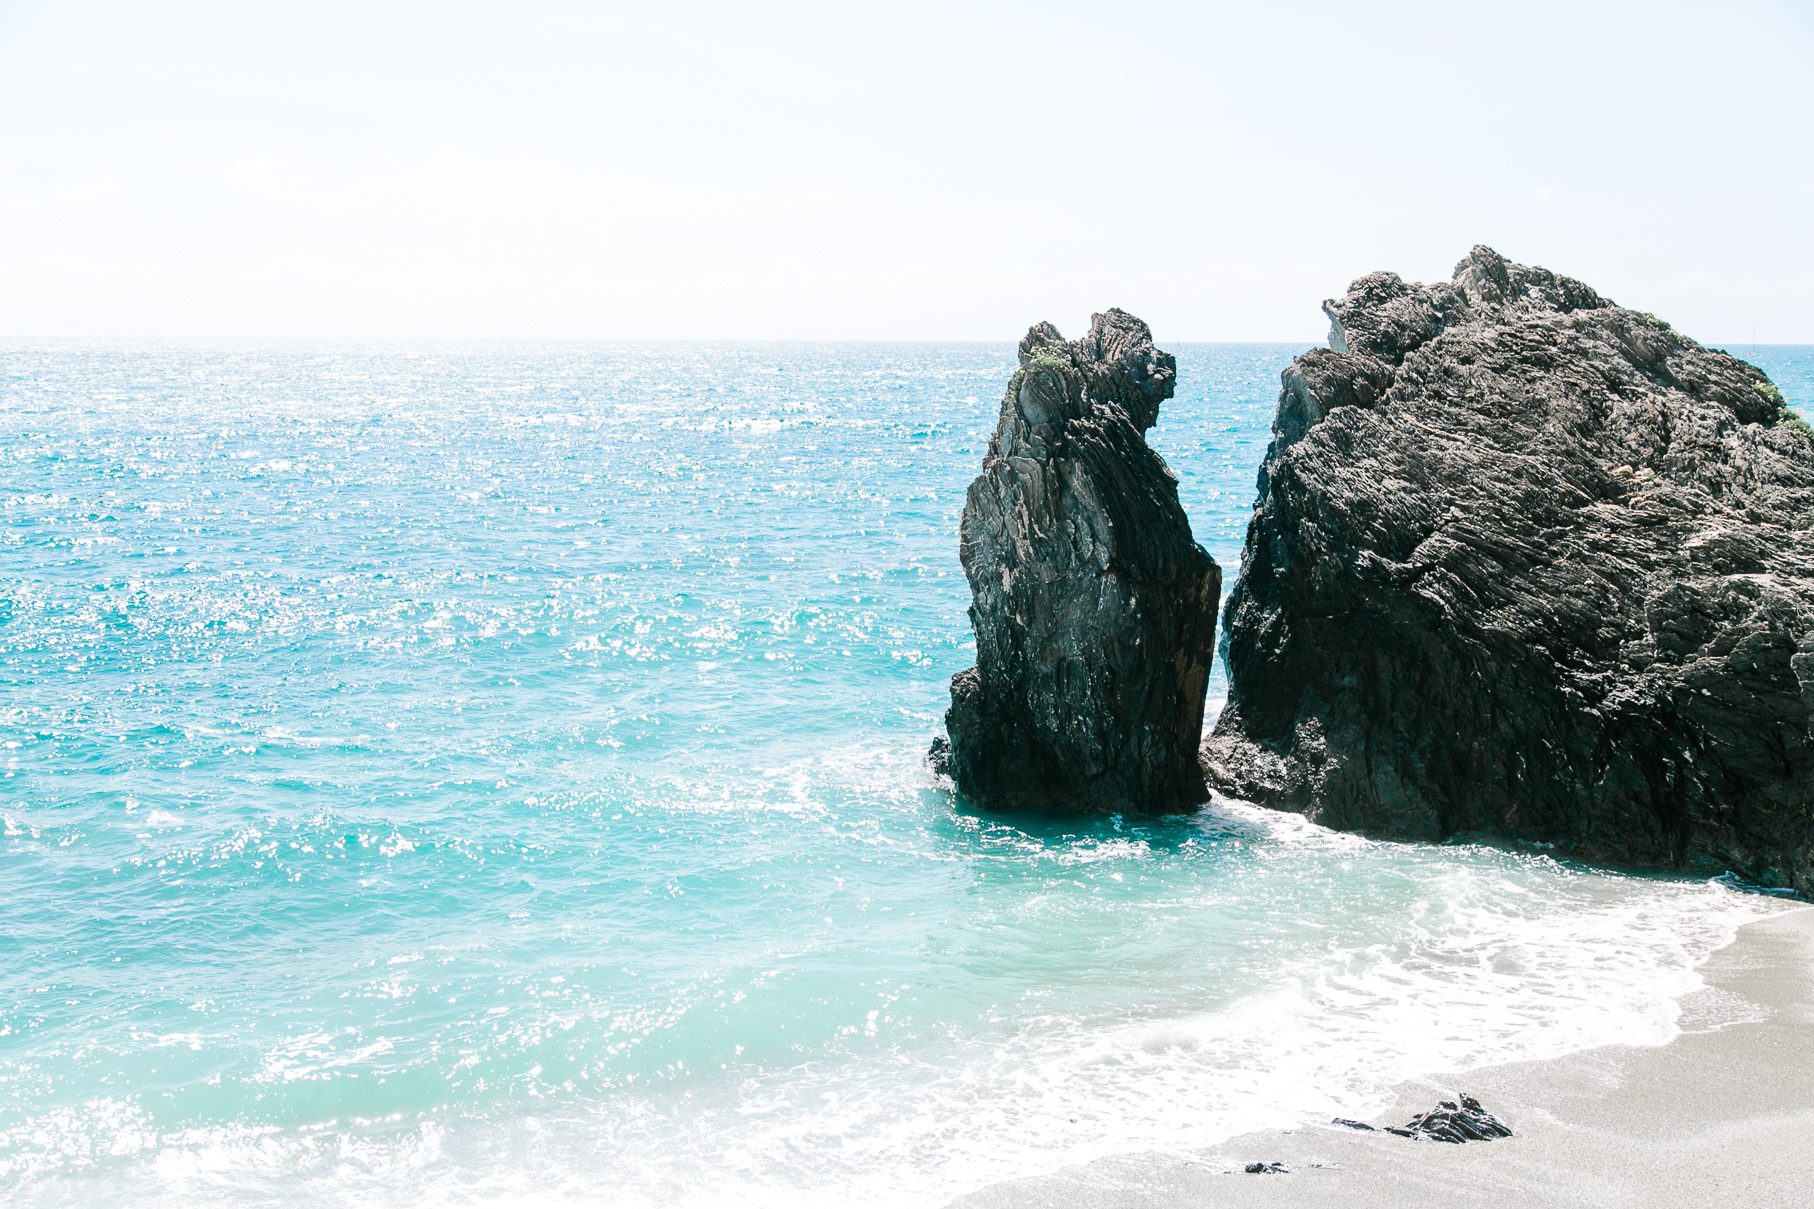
[1,0,1811,342]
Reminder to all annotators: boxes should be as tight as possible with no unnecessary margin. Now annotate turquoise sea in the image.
[3,341,1810,1207]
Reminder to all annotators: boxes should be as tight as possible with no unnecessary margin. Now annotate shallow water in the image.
[2,340,1809,1206]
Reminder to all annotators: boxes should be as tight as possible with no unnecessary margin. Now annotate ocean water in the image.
[2,340,1809,1207]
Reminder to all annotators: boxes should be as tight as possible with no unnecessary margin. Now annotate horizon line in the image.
[3,333,1811,350]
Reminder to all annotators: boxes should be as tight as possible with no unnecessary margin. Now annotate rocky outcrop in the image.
[936,310,1221,812]
[1205,247,1814,895]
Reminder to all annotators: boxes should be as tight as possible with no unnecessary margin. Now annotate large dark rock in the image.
[1204,246,1814,895]
[936,310,1221,812]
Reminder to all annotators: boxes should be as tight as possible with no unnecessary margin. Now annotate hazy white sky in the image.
[2,0,1810,341]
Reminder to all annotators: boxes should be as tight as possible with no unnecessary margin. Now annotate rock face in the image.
[938,310,1221,812]
[1205,247,1814,895]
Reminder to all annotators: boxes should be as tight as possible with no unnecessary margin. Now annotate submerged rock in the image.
[936,310,1221,812]
[1205,246,1814,895]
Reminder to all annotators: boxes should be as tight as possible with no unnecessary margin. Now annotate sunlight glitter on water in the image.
[2,341,1809,1206]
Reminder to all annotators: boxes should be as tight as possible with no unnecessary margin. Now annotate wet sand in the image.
[954,904,1814,1209]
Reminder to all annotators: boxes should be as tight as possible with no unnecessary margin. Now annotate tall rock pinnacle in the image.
[936,310,1221,812]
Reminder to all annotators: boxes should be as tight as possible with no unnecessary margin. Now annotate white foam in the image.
[2,748,1795,1208]
[11,878,1788,1208]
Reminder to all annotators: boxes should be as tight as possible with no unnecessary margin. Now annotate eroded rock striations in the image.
[936,310,1221,811]
[1335,1093,1514,1143]
[1205,247,1814,895]
[1387,1094,1514,1144]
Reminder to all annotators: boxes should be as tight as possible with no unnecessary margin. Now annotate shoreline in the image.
[953,903,1814,1209]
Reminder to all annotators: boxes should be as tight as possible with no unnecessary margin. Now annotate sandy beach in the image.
[956,903,1814,1209]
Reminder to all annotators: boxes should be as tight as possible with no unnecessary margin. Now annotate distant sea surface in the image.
[4,341,1810,1207]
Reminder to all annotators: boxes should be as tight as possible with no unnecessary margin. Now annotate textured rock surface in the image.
[937,310,1221,811]
[1333,1092,1514,1143]
[1386,1094,1514,1143]
[1205,247,1814,895]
